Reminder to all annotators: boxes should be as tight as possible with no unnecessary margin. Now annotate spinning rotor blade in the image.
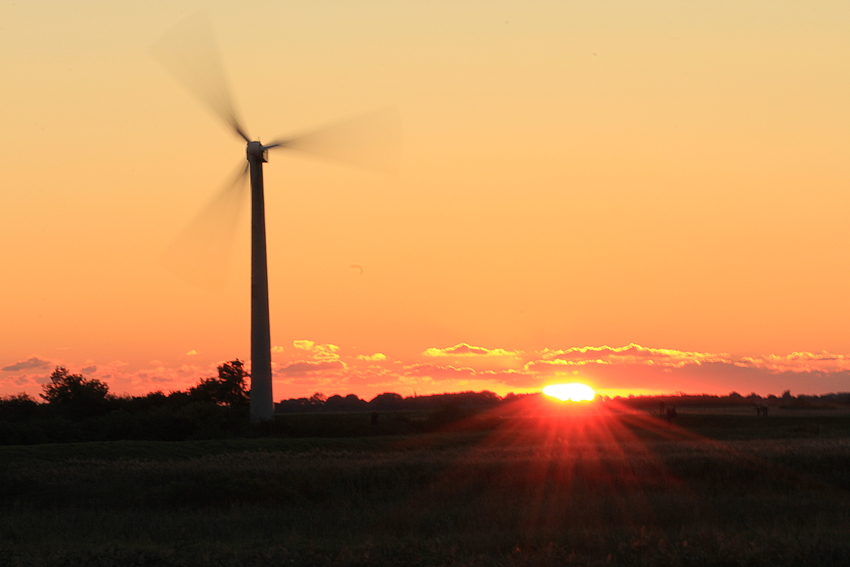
[150,13,250,142]
[159,163,249,291]
[269,106,401,173]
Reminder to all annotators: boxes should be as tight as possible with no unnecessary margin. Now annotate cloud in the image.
[539,344,727,368]
[293,340,341,361]
[402,363,477,381]
[2,357,51,372]
[81,366,97,374]
[423,343,519,357]
[533,346,850,381]
[80,360,219,397]
[357,353,387,361]
[0,372,45,390]
[277,360,346,377]
[293,340,315,351]
[742,352,850,373]
[186,350,198,356]
[478,368,542,388]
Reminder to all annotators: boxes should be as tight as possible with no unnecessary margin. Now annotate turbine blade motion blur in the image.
[159,163,249,291]
[269,106,401,173]
[150,12,250,142]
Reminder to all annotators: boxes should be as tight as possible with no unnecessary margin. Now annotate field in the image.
[2,400,850,566]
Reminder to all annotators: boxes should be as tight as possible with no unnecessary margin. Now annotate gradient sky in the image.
[3,1,850,401]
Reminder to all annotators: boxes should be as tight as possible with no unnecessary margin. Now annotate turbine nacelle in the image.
[246,140,268,163]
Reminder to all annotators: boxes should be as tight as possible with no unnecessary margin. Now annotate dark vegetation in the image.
[2,399,850,566]
[0,362,508,444]
[0,361,251,444]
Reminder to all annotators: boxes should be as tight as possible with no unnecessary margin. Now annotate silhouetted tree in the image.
[276,397,313,412]
[324,394,368,411]
[189,359,249,410]
[369,392,405,410]
[0,393,40,421]
[40,367,110,418]
[309,392,327,407]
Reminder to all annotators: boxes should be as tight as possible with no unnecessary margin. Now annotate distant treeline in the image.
[278,389,850,413]
[616,390,850,410]
[275,390,505,413]
[4,361,850,445]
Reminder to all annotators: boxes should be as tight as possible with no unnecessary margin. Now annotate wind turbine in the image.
[152,14,399,422]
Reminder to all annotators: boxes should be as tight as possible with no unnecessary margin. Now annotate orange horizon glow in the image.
[4,341,850,402]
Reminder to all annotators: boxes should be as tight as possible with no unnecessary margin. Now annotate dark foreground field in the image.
[2,403,850,566]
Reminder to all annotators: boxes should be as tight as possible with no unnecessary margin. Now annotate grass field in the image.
[2,401,850,566]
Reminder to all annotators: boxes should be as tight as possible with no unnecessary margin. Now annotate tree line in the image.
[0,362,512,445]
[276,390,504,413]
[0,361,251,445]
[614,391,850,410]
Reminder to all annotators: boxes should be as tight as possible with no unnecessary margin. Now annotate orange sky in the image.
[3,1,850,401]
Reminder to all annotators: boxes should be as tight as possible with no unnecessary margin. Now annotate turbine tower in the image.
[152,14,399,422]
[247,140,273,421]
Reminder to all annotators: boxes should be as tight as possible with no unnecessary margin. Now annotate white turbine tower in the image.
[152,14,399,422]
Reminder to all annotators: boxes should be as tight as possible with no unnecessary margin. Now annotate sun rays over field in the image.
[5,392,850,565]
[376,392,839,563]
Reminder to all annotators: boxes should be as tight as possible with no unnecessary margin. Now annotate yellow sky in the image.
[2,1,850,400]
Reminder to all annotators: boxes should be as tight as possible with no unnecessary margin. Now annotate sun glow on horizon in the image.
[543,383,596,402]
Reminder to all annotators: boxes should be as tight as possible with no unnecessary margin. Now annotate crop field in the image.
[2,401,850,566]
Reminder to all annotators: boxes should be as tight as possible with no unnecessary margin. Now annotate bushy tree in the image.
[369,392,405,410]
[324,394,368,411]
[309,392,327,406]
[0,393,40,421]
[40,367,110,418]
[189,359,249,410]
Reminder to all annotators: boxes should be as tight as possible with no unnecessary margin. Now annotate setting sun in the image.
[542,383,596,402]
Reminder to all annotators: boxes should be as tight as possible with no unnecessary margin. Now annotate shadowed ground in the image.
[2,404,850,566]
